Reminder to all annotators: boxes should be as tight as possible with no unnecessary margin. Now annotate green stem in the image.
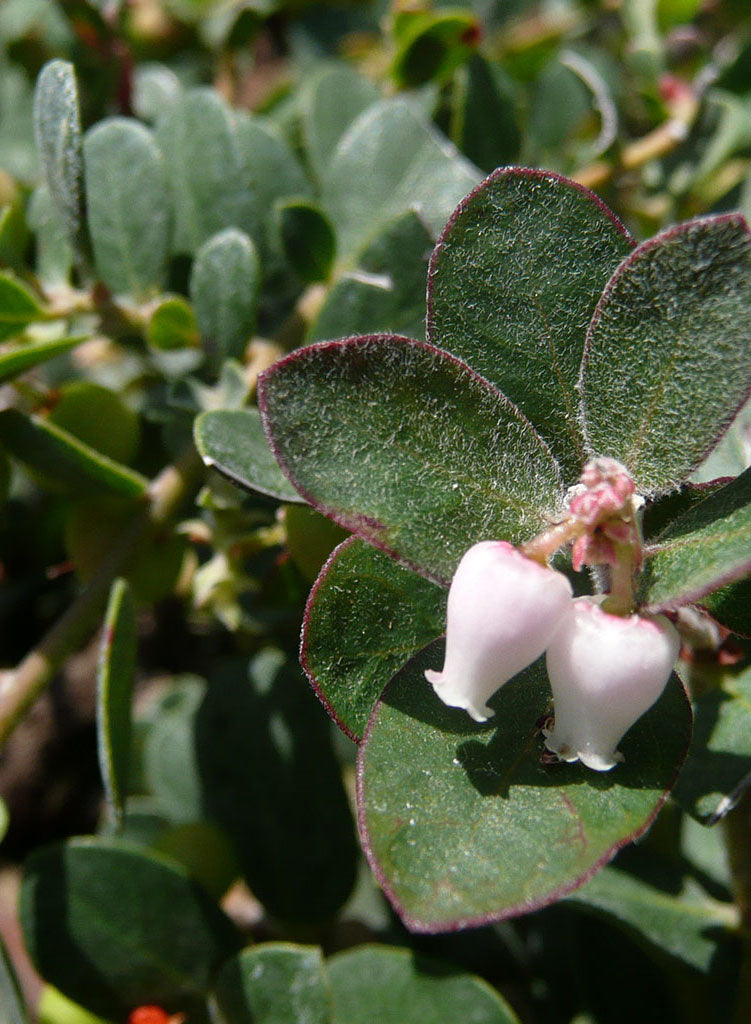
[0,446,202,751]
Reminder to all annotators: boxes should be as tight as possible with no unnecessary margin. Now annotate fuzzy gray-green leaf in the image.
[428,168,633,482]
[359,645,691,931]
[83,118,171,300]
[641,467,751,611]
[33,59,84,244]
[259,336,563,584]
[582,215,751,495]
[302,537,445,740]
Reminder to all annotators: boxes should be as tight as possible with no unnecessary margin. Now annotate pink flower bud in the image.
[425,541,573,722]
[543,598,680,771]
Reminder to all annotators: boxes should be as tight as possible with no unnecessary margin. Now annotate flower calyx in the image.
[522,457,643,616]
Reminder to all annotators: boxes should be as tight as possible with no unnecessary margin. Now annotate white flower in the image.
[543,597,680,771]
[425,541,573,722]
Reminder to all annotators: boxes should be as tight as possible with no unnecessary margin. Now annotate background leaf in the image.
[32,59,84,246]
[195,652,358,922]
[190,228,260,362]
[83,118,170,300]
[26,184,73,288]
[195,408,304,503]
[277,199,335,284]
[321,99,480,262]
[302,65,380,184]
[427,168,633,482]
[20,837,240,1019]
[566,863,738,973]
[96,578,136,830]
[155,88,255,255]
[581,216,751,495]
[672,662,751,823]
[0,409,147,496]
[450,56,521,172]
[358,644,691,931]
[641,468,751,611]
[259,336,564,584]
[0,335,84,383]
[147,295,200,351]
[327,945,520,1023]
[692,395,751,484]
[301,537,445,740]
[0,273,44,341]
[213,944,331,1024]
[309,211,434,344]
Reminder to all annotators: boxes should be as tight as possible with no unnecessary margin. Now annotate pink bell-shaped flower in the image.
[543,597,680,771]
[425,541,573,722]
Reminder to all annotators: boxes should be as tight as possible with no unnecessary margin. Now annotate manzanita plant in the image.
[5,1,751,1020]
[216,166,751,931]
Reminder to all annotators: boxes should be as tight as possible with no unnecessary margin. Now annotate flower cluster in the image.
[425,459,680,771]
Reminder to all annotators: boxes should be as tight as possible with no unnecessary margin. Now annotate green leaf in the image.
[0,65,38,181]
[358,644,691,931]
[155,90,309,261]
[640,468,751,612]
[581,215,751,495]
[309,211,434,344]
[132,63,181,123]
[48,381,141,466]
[692,395,751,484]
[672,662,751,823]
[0,408,148,496]
[700,577,751,637]
[567,864,738,973]
[232,112,312,243]
[213,944,331,1024]
[38,986,111,1024]
[0,273,44,342]
[195,408,304,503]
[392,10,480,89]
[301,537,445,740]
[327,945,520,1023]
[302,65,380,184]
[259,336,564,584]
[26,185,73,288]
[151,822,239,901]
[83,118,171,300]
[190,228,260,361]
[0,932,28,1024]
[283,504,348,582]
[0,335,85,383]
[33,60,85,246]
[20,837,240,1019]
[143,676,207,825]
[0,200,29,271]
[155,88,257,255]
[427,168,633,482]
[450,56,521,173]
[321,98,480,262]
[277,199,336,284]
[147,295,200,351]
[195,652,358,922]
[97,578,136,830]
